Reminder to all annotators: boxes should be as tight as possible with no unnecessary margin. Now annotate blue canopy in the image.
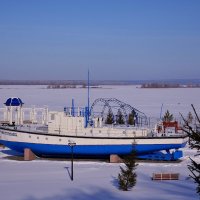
[4,97,24,106]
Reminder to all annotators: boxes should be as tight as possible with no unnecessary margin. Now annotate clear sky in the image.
[0,0,200,80]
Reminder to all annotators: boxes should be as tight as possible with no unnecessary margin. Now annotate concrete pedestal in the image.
[110,154,122,163]
[24,148,36,161]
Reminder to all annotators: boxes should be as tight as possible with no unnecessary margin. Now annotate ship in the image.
[0,96,188,161]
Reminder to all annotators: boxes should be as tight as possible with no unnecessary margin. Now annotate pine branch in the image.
[183,105,200,195]
[181,112,200,151]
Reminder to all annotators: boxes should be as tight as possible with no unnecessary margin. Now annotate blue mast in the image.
[72,98,75,117]
[85,70,90,127]
[160,103,163,120]
[88,69,90,115]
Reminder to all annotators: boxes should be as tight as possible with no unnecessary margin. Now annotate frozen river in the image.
[0,85,199,120]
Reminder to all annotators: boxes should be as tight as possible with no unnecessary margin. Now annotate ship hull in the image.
[0,128,188,157]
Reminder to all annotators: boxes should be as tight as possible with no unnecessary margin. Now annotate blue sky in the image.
[0,0,200,80]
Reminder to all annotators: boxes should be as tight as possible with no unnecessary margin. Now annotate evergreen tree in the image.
[162,110,174,122]
[182,104,200,195]
[128,112,135,126]
[105,109,114,124]
[116,109,125,125]
[118,150,138,191]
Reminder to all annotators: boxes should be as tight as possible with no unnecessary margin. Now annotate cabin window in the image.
[46,137,48,140]
[51,114,55,120]
[29,135,31,138]
[37,137,39,139]
[59,139,62,142]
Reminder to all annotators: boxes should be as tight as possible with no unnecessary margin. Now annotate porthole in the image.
[37,137,39,139]
[99,130,101,133]
[46,137,48,140]
[59,139,62,142]
[29,135,31,138]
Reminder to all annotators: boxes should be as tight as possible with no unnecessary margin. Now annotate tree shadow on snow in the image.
[111,175,119,189]
[20,182,198,200]
[22,188,134,200]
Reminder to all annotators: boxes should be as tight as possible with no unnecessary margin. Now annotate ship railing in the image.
[0,124,48,133]
[54,127,149,138]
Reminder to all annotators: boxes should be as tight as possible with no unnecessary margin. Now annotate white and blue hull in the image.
[0,128,188,158]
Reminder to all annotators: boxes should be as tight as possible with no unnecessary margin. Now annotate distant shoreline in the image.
[0,79,200,86]
[140,83,200,89]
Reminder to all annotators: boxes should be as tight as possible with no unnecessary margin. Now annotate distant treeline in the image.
[0,80,133,85]
[141,83,200,88]
[0,79,200,86]
[47,85,77,89]
[0,80,87,85]
[47,84,102,89]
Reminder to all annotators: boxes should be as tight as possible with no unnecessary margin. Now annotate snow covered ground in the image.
[0,146,199,200]
[0,85,199,200]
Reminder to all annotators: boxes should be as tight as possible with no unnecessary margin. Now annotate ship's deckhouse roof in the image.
[4,97,24,106]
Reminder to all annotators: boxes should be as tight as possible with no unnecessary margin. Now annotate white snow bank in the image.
[0,146,199,200]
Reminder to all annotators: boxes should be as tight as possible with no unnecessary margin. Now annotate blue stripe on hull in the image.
[0,140,187,157]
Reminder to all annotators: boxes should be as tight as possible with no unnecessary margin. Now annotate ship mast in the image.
[87,69,90,116]
[85,69,90,127]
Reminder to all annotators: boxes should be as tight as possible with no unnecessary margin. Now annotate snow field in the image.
[0,146,199,200]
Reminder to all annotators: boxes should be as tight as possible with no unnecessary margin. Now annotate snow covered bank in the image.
[0,146,198,200]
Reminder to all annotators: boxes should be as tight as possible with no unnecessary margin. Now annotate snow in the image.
[0,146,199,200]
[0,85,200,200]
[0,85,200,118]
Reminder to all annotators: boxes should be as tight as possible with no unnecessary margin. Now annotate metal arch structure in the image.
[90,98,148,126]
